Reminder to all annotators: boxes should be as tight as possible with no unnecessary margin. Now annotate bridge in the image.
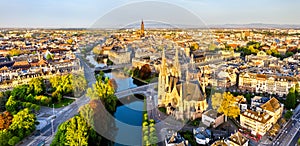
[94,63,132,73]
[115,82,158,105]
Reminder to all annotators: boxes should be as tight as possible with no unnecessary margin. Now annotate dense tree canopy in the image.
[139,64,152,80]
[285,87,297,109]
[0,111,13,130]
[217,92,240,119]
[0,108,36,146]
[28,77,45,95]
[51,115,102,146]
[72,73,88,97]
[87,76,117,113]
[50,73,87,101]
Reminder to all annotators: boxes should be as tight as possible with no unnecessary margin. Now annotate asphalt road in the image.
[272,108,300,146]
[20,54,95,146]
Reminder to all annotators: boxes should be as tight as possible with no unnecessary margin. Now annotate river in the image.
[104,71,145,146]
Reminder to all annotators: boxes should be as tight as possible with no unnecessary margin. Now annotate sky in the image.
[0,0,299,28]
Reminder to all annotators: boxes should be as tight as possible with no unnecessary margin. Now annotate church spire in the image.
[140,19,145,37]
[160,47,167,76]
[173,47,181,78]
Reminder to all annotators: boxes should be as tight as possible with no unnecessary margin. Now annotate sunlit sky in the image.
[0,0,299,28]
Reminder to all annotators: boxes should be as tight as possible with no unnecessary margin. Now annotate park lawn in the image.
[47,98,75,108]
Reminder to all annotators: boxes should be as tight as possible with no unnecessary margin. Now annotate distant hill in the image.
[208,23,300,29]
[121,22,300,29]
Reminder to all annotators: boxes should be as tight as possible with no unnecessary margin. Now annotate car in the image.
[37,141,45,146]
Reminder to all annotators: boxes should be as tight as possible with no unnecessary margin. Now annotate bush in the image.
[158,107,166,114]
[142,121,148,127]
[8,136,20,146]
[149,127,156,133]
[284,110,293,120]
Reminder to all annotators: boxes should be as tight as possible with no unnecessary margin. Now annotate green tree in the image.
[285,52,294,58]
[72,73,87,97]
[0,92,9,112]
[0,129,12,146]
[50,74,74,102]
[28,77,45,95]
[285,87,297,109]
[46,53,52,60]
[87,79,117,113]
[5,96,19,115]
[79,104,94,128]
[284,110,293,120]
[8,136,20,146]
[9,108,36,139]
[65,116,89,146]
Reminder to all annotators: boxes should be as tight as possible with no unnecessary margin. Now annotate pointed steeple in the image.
[190,54,195,79]
[173,47,181,78]
[141,19,145,37]
[160,47,167,76]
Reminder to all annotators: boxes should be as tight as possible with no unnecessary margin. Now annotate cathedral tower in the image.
[158,48,168,104]
[141,20,145,37]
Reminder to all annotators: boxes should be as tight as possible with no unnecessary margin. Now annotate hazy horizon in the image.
[1,0,300,28]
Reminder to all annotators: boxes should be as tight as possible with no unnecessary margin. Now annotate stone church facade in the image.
[157,48,208,120]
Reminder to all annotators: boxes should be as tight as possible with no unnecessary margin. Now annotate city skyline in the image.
[1,0,300,28]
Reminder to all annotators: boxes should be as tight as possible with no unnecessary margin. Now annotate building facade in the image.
[157,48,208,120]
[240,98,283,136]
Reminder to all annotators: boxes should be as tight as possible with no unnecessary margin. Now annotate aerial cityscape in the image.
[0,0,300,146]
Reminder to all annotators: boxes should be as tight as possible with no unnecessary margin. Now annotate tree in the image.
[285,52,294,58]
[139,64,151,80]
[0,129,12,146]
[8,49,22,56]
[284,110,293,120]
[8,136,20,146]
[28,77,45,95]
[65,116,89,146]
[108,79,118,91]
[79,104,94,128]
[0,111,13,130]
[87,79,117,113]
[50,74,74,101]
[285,87,297,109]
[9,108,36,139]
[46,53,52,60]
[72,73,88,97]
[218,92,240,120]
[5,96,19,115]
[0,92,9,112]
[66,39,74,45]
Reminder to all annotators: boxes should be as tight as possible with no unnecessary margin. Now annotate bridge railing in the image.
[115,83,157,99]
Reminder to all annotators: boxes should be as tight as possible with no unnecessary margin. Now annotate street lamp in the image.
[52,104,55,116]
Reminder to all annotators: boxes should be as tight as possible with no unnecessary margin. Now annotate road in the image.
[270,106,300,146]
[20,54,160,146]
[20,54,96,146]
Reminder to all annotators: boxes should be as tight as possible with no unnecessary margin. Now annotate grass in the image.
[158,107,166,114]
[48,98,75,108]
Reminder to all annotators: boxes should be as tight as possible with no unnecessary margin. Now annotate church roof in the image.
[176,81,205,101]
